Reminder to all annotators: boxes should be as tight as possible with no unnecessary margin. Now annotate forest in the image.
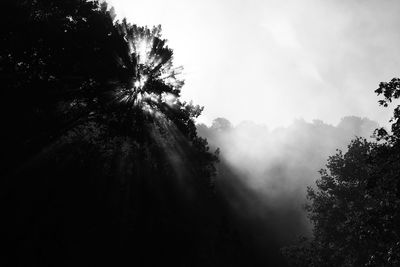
[1,1,399,266]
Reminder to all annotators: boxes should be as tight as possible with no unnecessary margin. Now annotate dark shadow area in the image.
[0,1,254,266]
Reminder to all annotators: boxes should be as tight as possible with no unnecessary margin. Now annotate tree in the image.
[1,0,213,174]
[282,78,400,266]
[211,117,233,132]
[1,1,233,266]
[1,0,122,173]
[0,0,217,185]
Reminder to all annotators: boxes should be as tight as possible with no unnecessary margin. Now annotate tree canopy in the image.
[0,1,245,266]
[282,78,400,266]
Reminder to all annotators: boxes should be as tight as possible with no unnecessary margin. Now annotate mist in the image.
[108,0,400,128]
[197,116,379,255]
[4,0,400,266]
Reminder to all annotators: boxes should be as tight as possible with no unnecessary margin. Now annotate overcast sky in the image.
[107,0,400,128]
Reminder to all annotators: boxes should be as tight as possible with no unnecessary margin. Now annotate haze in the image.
[197,117,378,248]
[107,0,400,128]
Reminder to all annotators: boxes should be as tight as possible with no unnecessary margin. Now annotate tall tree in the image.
[0,1,246,266]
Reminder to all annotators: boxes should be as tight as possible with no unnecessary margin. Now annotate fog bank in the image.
[198,116,379,247]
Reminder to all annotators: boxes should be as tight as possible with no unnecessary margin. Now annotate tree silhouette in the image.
[375,77,400,142]
[0,1,246,266]
[1,0,211,170]
[282,78,400,266]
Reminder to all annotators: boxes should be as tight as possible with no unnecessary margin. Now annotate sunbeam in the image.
[5,1,400,266]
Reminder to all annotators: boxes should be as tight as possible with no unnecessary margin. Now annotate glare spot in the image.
[114,24,184,116]
[162,92,178,107]
[134,80,141,88]
[136,39,149,64]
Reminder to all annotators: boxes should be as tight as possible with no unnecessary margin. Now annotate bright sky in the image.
[107,0,400,128]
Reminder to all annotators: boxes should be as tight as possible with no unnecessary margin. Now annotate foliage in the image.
[0,0,219,182]
[282,78,400,266]
[0,1,230,266]
[375,78,400,142]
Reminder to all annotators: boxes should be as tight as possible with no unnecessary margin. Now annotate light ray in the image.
[114,23,184,115]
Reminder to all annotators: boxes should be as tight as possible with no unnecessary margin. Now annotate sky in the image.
[107,0,400,128]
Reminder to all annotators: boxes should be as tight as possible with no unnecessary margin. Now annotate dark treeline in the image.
[198,89,400,267]
[197,84,400,266]
[2,1,400,267]
[197,116,379,263]
[0,1,255,266]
